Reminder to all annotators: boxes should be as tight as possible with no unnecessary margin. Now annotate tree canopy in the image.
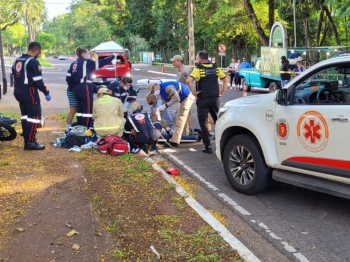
[1,0,350,57]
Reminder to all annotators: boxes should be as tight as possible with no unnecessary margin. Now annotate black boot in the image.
[24,141,45,150]
[202,145,213,154]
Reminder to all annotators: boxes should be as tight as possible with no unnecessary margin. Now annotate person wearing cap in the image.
[170,54,192,135]
[124,102,162,154]
[170,55,191,84]
[147,81,194,148]
[186,50,228,154]
[280,56,291,87]
[93,87,125,138]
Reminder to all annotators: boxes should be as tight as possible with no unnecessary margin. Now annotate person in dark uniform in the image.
[107,77,137,117]
[66,48,115,128]
[186,50,228,154]
[12,42,51,150]
[124,102,161,154]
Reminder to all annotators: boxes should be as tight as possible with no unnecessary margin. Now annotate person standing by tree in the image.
[12,42,51,150]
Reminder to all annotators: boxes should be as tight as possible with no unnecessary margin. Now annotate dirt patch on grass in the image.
[0,113,242,261]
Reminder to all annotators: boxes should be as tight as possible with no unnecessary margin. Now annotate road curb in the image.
[143,152,261,262]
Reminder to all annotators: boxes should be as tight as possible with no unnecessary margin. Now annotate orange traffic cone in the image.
[161,65,165,73]
[243,86,247,97]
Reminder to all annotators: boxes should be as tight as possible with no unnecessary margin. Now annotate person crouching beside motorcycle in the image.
[123,102,161,154]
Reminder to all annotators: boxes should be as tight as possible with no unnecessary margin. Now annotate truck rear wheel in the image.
[269,82,280,93]
[241,78,251,92]
[223,134,272,195]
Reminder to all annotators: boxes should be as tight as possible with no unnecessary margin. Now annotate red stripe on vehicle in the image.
[287,157,350,170]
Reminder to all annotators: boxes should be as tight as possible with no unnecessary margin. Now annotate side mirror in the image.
[275,88,288,105]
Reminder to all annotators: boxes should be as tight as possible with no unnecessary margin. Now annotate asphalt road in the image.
[131,63,350,262]
[2,59,349,261]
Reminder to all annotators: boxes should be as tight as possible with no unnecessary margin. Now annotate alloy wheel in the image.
[229,145,255,185]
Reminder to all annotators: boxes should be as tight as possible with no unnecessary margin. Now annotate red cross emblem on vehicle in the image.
[297,111,329,153]
[303,119,322,144]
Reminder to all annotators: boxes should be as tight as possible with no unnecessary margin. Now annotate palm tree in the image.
[21,0,45,41]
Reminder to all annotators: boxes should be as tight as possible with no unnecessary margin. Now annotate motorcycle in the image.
[0,113,17,141]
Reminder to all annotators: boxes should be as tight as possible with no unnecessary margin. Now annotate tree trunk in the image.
[324,6,341,45]
[243,0,269,46]
[320,20,329,46]
[268,0,274,30]
[315,7,325,47]
[303,18,311,48]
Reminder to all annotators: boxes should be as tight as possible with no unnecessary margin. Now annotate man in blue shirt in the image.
[148,81,194,147]
[236,57,250,90]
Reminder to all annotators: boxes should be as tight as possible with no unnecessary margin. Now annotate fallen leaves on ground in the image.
[0,112,242,261]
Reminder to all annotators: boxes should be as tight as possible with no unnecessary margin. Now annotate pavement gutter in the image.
[142,152,261,262]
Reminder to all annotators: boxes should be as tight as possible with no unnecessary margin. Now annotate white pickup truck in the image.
[215,56,350,199]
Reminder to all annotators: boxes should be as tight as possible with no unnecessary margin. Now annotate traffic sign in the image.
[218,43,227,53]
[218,52,226,56]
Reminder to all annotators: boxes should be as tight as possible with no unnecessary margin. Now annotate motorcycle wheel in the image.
[0,121,17,141]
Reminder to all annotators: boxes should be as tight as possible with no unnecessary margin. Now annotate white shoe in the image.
[81,141,98,149]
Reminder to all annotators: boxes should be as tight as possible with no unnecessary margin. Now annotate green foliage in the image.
[43,0,115,54]
[2,22,25,56]
[36,32,56,52]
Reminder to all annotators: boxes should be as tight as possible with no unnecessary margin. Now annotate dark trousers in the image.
[16,98,42,142]
[234,72,241,86]
[229,72,235,86]
[74,83,94,127]
[196,97,220,147]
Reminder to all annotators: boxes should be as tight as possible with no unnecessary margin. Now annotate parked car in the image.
[215,55,350,199]
[53,55,58,59]
[92,53,131,92]
[58,55,67,60]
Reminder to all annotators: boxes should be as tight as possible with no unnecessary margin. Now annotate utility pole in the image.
[0,29,7,97]
[293,0,297,47]
[187,0,195,68]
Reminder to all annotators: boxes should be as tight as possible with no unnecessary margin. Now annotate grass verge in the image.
[37,58,53,68]
[76,149,242,261]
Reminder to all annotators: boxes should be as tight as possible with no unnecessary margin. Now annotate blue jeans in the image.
[281,80,290,87]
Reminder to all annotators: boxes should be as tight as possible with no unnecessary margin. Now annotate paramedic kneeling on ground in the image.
[93,87,125,138]
[186,50,228,154]
[124,103,161,153]
[148,81,194,148]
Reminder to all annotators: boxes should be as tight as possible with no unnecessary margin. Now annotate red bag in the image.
[97,136,129,156]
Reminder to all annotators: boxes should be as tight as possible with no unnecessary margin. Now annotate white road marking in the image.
[258,222,268,230]
[294,253,310,262]
[164,152,310,261]
[281,241,297,252]
[145,155,261,262]
[270,233,282,240]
